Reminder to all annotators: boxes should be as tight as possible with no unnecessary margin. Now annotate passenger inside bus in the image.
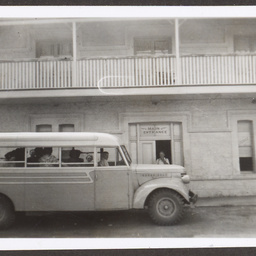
[61,147,95,167]
[38,147,58,167]
[98,151,109,166]
[4,148,25,167]
[27,147,44,163]
[66,149,84,163]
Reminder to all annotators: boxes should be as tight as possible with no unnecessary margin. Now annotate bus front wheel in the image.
[148,189,185,225]
[0,195,15,229]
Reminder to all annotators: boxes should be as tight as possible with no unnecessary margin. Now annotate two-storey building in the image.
[1,17,256,197]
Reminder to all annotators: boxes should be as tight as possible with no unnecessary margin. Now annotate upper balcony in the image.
[0,18,256,99]
[1,53,256,89]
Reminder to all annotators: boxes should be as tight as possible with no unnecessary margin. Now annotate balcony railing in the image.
[76,56,176,88]
[0,54,256,90]
[181,54,256,85]
[0,60,72,90]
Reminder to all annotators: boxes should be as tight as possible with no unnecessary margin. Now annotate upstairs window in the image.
[134,37,172,55]
[237,120,254,172]
[234,35,256,53]
[36,41,72,58]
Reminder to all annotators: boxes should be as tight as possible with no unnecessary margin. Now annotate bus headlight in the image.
[181,174,190,184]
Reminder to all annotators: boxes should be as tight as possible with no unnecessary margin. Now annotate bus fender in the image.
[132,178,190,209]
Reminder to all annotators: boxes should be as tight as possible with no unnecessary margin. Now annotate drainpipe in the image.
[175,18,181,85]
[72,21,77,87]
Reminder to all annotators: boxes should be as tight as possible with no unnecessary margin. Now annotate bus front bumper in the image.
[189,190,198,204]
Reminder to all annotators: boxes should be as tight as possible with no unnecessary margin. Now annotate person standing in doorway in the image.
[156,151,170,165]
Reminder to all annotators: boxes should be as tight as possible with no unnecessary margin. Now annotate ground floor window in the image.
[36,123,75,132]
[237,120,254,172]
[30,114,83,132]
[36,124,53,132]
[129,122,183,165]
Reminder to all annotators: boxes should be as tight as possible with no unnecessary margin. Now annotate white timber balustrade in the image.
[0,60,72,90]
[77,55,176,88]
[0,54,256,90]
[181,54,256,85]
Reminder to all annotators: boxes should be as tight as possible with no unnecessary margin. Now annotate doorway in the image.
[155,140,172,164]
[129,122,183,165]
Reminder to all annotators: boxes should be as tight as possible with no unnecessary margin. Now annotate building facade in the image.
[0,18,256,197]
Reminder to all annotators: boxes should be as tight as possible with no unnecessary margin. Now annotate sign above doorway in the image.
[140,124,170,137]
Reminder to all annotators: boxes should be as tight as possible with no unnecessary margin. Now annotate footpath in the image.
[196,195,256,207]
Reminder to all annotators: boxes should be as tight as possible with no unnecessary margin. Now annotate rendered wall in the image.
[0,96,254,197]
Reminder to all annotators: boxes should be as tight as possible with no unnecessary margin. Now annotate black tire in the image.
[148,189,185,226]
[0,195,15,229]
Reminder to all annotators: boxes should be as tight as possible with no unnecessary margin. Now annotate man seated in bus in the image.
[98,151,109,166]
[27,147,44,164]
[38,147,58,167]
[65,149,84,167]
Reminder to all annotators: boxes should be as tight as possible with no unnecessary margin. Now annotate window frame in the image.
[234,35,256,53]
[60,146,95,168]
[0,145,128,169]
[0,147,26,168]
[0,146,97,169]
[29,114,84,133]
[134,37,173,55]
[26,147,60,168]
[229,112,256,175]
[237,120,255,172]
[96,146,128,168]
[36,40,72,58]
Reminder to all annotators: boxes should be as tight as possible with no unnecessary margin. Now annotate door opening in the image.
[155,140,172,164]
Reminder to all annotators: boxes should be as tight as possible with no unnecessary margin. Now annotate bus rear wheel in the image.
[148,189,185,226]
[0,195,15,229]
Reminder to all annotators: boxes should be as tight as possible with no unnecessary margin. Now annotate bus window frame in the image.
[0,145,130,169]
[96,146,128,168]
[25,147,60,168]
[121,145,132,166]
[0,147,26,168]
[60,147,95,168]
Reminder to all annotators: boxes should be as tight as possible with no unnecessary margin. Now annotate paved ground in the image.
[0,203,256,238]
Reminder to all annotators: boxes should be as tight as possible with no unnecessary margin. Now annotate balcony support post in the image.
[175,18,181,85]
[72,21,77,87]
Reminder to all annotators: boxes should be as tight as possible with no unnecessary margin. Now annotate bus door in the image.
[94,147,130,210]
[24,147,95,211]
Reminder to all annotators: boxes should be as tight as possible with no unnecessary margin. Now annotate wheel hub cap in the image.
[157,198,175,217]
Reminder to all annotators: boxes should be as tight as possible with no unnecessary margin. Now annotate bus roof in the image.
[0,132,122,147]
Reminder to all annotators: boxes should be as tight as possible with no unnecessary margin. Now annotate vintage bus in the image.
[0,132,197,228]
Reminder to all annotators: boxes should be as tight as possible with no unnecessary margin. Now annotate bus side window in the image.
[27,148,44,167]
[0,147,25,167]
[27,147,59,167]
[61,147,94,167]
[97,147,126,167]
